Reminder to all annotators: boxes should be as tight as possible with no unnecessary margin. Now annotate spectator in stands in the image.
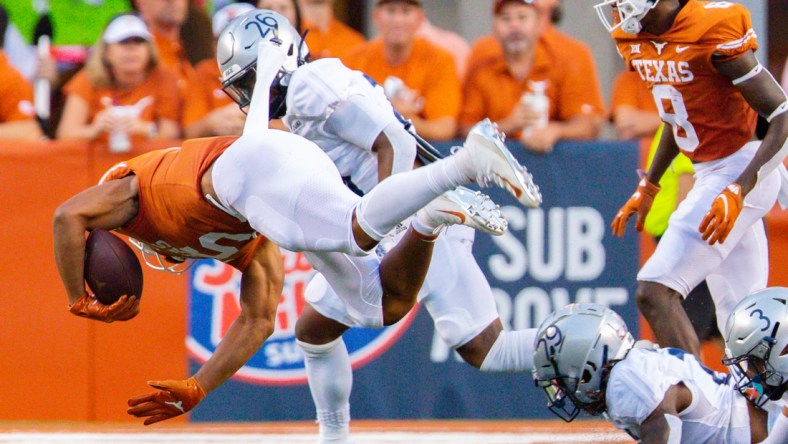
[298,0,364,62]
[0,5,42,140]
[610,70,661,140]
[187,3,253,138]
[416,15,470,80]
[345,0,460,141]
[56,14,180,146]
[258,0,302,32]
[135,0,209,137]
[460,0,604,153]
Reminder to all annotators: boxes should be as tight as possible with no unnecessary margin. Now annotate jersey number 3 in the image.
[652,85,700,152]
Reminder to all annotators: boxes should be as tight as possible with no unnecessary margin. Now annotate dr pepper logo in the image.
[187,251,417,385]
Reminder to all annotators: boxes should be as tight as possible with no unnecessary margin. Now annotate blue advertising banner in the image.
[188,140,641,421]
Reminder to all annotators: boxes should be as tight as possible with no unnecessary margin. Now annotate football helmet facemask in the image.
[594,0,660,35]
[532,303,634,422]
[723,287,788,407]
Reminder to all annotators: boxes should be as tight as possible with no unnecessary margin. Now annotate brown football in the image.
[84,229,143,305]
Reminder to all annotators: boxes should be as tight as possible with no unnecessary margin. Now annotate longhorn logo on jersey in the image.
[186,252,417,385]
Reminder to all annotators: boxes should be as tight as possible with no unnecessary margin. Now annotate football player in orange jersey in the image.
[599,0,788,357]
[53,11,541,426]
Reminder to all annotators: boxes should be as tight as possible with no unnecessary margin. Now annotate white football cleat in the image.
[463,118,542,208]
[418,186,508,236]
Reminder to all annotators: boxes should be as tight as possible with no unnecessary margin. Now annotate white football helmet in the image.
[532,303,635,421]
[216,9,308,118]
[723,287,788,407]
[594,0,660,35]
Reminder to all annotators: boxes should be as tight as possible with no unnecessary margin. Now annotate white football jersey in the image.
[606,347,750,443]
[284,58,402,194]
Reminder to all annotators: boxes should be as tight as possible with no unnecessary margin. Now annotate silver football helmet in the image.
[723,287,788,407]
[216,9,308,118]
[594,0,660,35]
[532,303,635,421]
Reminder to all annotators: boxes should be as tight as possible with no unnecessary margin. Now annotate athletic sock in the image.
[479,329,538,372]
[355,158,468,240]
[297,338,353,440]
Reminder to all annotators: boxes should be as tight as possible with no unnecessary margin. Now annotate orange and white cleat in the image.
[417,186,508,236]
[463,118,542,208]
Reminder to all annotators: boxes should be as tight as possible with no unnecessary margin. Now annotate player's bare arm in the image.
[715,50,788,196]
[127,239,284,425]
[646,124,681,186]
[191,239,284,394]
[638,383,691,444]
[53,175,140,304]
[371,131,396,182]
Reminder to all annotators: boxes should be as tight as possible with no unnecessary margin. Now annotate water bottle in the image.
[108,106,133,153]
[521,80,549,131]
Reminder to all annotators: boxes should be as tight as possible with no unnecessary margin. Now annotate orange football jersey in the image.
[612,0,757,162]
[101,136,265,271]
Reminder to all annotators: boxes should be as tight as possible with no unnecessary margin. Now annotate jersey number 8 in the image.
[652,85,700,152]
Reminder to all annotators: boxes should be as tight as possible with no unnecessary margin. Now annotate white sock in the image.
[479,329,537,372]
[297,338,353,439]
[355,158,468,240]
[411,213,441,237]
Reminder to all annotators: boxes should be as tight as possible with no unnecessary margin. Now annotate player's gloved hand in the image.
[68,293,139,323]
[611,176,661,237]
[699,183,743,245]
[127,377,206,425]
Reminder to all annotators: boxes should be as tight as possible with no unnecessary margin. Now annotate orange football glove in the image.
[699,183,743,245]
[611,177,661,237]
[68,293,139,323]
[127,377,206,425]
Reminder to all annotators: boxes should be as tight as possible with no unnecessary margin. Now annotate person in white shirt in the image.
[533,303,769,443]
[723,287,788,444]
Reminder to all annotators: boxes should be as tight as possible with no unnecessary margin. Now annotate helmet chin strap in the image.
[242,41,288,137]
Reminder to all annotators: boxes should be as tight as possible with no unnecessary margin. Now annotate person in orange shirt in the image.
[610,70,661,140]
[188,3,255,137]
[56,14,180,149]
[298,0,364,63]
[344,0,460,141]
[0,6,42,140]
[467,0,558,72]
[135,0,210,138]
[416,16,470,81]
[461,0,605,153]
[0,51,42,140]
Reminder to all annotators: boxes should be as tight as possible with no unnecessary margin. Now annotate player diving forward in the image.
[723,287,788,444]
[220,9,544,443]
[53,11,541,425]
[533,303,772,443]
[603,0,788,356]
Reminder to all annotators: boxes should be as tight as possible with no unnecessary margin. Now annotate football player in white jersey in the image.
[225,9,544,444]
[723,287,788,444]
[533,303,770,443]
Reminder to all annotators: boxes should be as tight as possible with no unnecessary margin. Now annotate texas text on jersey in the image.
[612,0,757,162]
